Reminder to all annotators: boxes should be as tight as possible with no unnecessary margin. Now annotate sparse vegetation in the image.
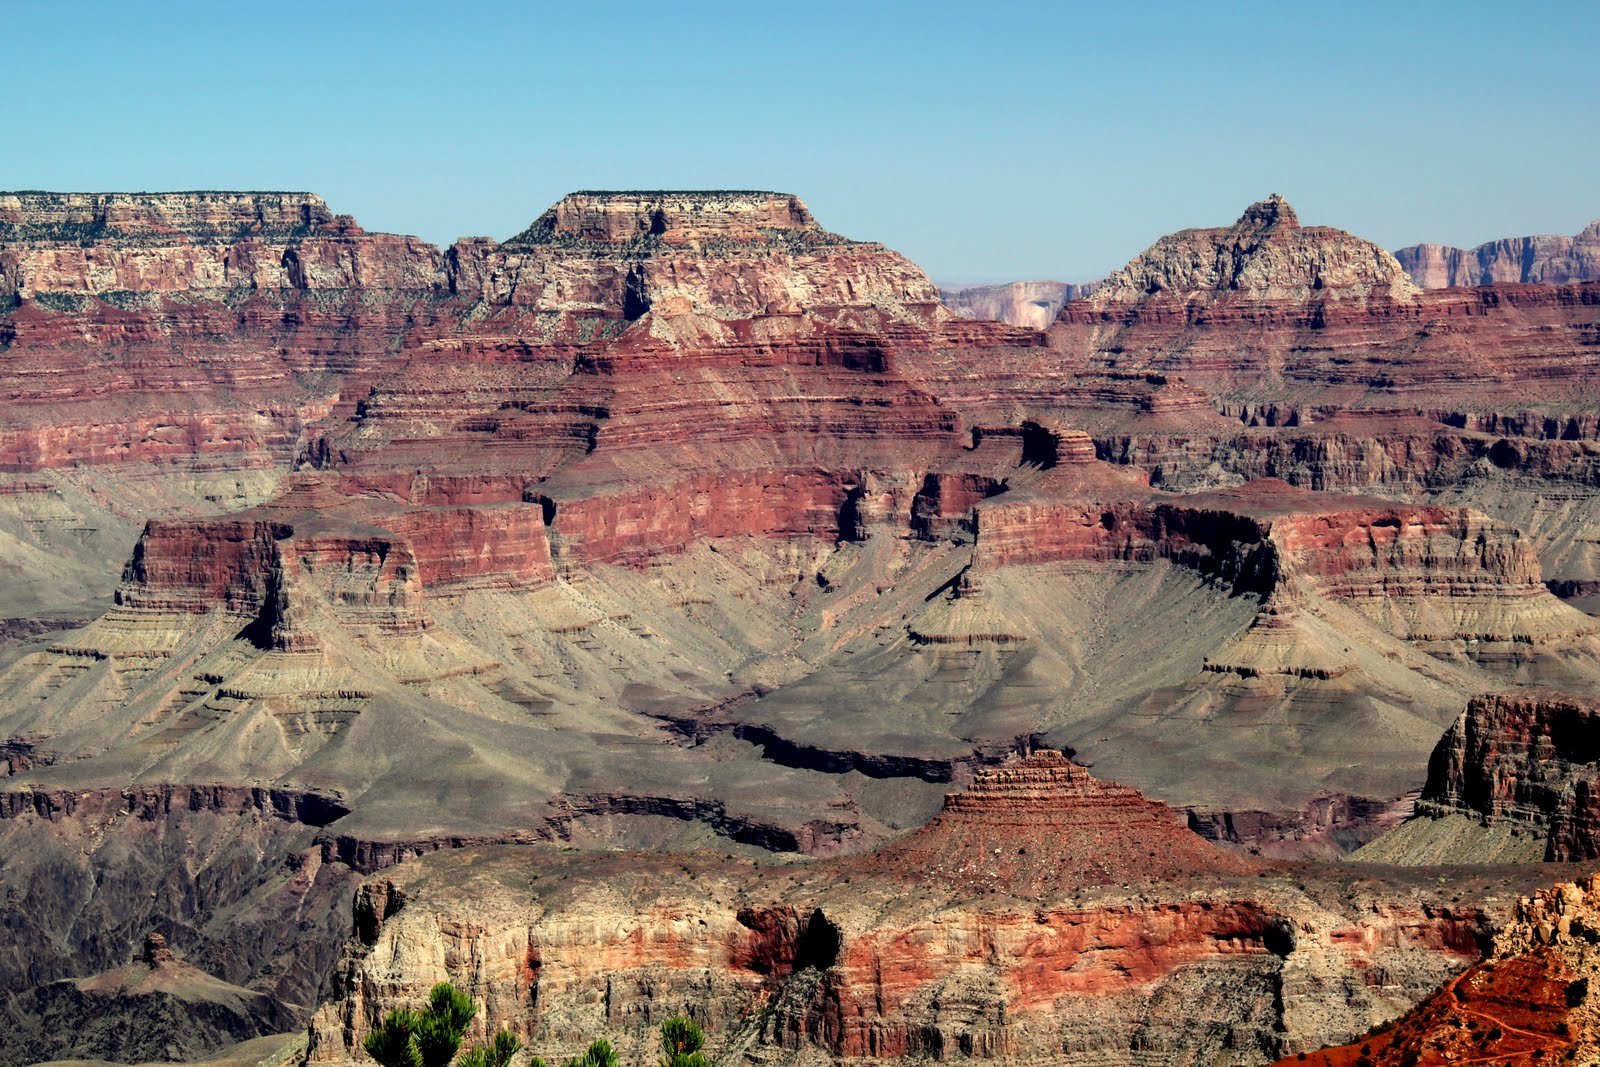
[364,988,705,1067]
[659,1016,709,1067]
[363,982,520,1067]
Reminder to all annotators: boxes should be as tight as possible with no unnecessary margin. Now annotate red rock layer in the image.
[1271,949,1582,1067]
[114,501,554,647]
[1275,875,1600,1066]
[307,827,1499,1066]
[868,750,1259,893]
[1418,690,1600,860]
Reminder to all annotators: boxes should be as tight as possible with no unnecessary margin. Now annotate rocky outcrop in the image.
[0,191,448,480]
[112,501,555,647]
[1396,220,1600,288]
[938,280,1097,329]
[868,750,1259,894]
[1372,691,1600,862]
[1088,194,1418,304]
[487,190,942,325]
[972,480,1593,663]
[1277,874,1600,1066]
[2,931,292,1067]
[514,190,817,243]
[304,755,1515,1067]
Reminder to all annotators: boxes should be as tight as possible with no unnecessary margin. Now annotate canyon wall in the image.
[6,188,1600,1064]
[1396,220,1600,288]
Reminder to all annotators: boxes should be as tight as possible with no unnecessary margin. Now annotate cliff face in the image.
[1088,194,1418,304]
[0,191,446,484]
[11,189,1600,1063]
[1396,220,1600,288]
[1376,691,1600,862]
[306,755,1508,1067]
[516,190,817,243]
[484,190,940,325]
[938,279,1097,329]
[1277,874,1600,1067]
[10,191,1600,860]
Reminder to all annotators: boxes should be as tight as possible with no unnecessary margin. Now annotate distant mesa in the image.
[1090,193,1419,303]
[0,190,357,243]
[503,189,834,245]
[1396,218,1600,288]
[938,279,1099,329]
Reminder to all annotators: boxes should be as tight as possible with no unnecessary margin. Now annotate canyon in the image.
[4,188,1600,1066]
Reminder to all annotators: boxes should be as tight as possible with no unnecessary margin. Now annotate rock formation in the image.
[2,929,293,1066]
[1359,691,1600,864]
[305,753,1519,1067]
[7,188,1600,1064]
[1277,874,1600,1066]
[1086,194,1418,304]
[1396,219,1600,288]
[938,279,1097,328]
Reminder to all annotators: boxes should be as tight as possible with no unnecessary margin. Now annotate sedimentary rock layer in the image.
[1277,874,1600,1066]
[1363,691,1600,864]
[8,188,1600,1064]
[305,755,1514,1067]
[1397,220,1600,288]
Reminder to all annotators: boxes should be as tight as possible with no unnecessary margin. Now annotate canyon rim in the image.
[3,183,1600,1067]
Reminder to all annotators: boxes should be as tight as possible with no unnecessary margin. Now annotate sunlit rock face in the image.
[1397,219,1600,288]
[7,189,1600,1066]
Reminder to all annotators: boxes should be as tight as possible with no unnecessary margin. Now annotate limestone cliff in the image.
[1396,219,1600,288]
[1360,691,1600,864]
[306,755,1509,1067]
[1277,874,1600,1066]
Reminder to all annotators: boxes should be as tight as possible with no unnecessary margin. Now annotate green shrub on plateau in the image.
[363,984,701,1067]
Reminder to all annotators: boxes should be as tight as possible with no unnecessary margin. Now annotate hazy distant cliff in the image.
[938,278,1097,328]
[1396,220,1600,288]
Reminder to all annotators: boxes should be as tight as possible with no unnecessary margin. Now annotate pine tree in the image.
[460,1028,524,1067]
[565,1038,619,1067]
[658,1016,709,1067]
[364,982,477,1067]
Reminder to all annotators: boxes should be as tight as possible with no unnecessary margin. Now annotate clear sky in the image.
[7,0,1598,283]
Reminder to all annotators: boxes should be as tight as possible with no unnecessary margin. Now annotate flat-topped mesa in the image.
[504,190,832,246]
[483,189,942,324]
[871,750,1259,890]
[1088,193,1419,305]
[0,191,438,301]
[0,191,356,244]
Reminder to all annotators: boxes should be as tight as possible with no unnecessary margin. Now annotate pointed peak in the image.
[1234,194,1299,234]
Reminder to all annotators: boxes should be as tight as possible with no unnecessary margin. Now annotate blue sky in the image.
[8,0,1598,282]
